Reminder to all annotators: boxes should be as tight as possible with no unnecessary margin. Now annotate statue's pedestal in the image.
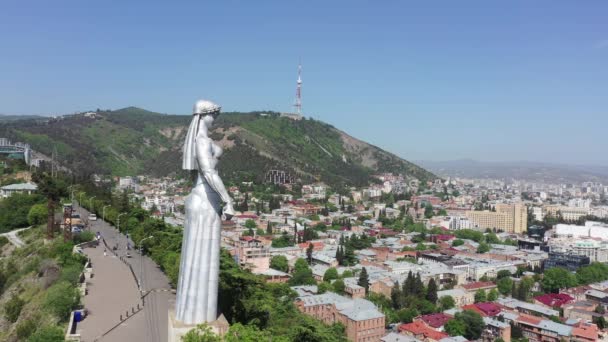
[168,310,229,342]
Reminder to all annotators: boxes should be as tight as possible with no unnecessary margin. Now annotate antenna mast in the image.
[294,62,302,115]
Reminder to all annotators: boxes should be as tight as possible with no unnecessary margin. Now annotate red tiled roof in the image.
[534,293,574,308]
[461,281,496,291]
[399,321,448,340]
[474,302,502,316]
[419,313,452,328]
[462,304,487,317]
[517,313,543,325]
[572,323,599,341]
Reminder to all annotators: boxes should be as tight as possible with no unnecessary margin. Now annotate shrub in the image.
[27,203,48,226]
[4,294,25,322]
[73,231,95,244]
[16,318,38,339]
[60,263,83,285]
[27,325,64,342]
[0,236,8,248]
[44,281,79,320]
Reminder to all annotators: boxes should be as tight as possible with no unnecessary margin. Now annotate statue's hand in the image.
[223,202,235,221]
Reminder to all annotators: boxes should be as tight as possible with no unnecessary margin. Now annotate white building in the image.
[0,182,38,198]
[555,221,608,240]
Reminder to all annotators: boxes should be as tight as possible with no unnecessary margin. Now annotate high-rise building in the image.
[465,203,527,234]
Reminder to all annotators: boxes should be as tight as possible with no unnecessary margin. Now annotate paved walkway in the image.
[76,204,175,342]
[0,226,30,247]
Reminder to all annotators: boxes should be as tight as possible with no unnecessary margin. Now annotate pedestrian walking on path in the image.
[104,249,107,257]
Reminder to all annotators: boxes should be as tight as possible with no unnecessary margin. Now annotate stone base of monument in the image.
[168,310,229,342]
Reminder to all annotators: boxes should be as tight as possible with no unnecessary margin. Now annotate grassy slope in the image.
[0,227,83,341]
[1,108,435,186]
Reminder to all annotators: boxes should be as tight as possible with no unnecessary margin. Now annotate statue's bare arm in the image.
[195,138,235,218]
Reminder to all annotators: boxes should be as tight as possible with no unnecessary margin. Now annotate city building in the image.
[544,251,590,272]
[465,203,527,234]
[295,292,385,342]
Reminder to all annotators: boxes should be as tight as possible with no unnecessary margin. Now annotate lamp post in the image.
[89,196,96,213]
[102,205,111,221]
[71,190,76,205]
[117,212,127,233]
[138,235,154,301]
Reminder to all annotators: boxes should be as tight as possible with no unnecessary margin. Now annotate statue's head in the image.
[183,99,221,170]
[194,99,220,117]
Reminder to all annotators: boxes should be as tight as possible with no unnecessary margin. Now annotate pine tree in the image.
[511,282,517,298]
[414,273,424,296]
[335,246,343,265]
[391,282,402,309]
[404,271,414,296]
[426,278,438,304]
[266,221,273,235]
[306,243,314,264]
[358,267,370,294]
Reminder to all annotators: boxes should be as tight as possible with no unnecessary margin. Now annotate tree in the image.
[32,171,67,239]
[543,267,578,293]
[289,258,315,286]
[266,221,273,235]
[452,239,464,247]
[424,203,434,219]
[426,278,438,304]
[487,289,499,301]
[391,282,403,309]
[576,262,608,285]
[44,281,79,320]
[358,267,370,294]
[270,255,289,272]
[396,308,418,324]
[244,219,257,229]
[456,310,485,340]
[182,323,222,342]
[323,267,339,282]
[594,316,607,330]
[333,279,345,294]
[306,243,314,264]
[444,319,467,337]
[439,295,455,310]
[474,289,487,303]
[477,242,490,254]
[413,273,424,296]
[497,270,512,279]
[27,203,48,226]
[497,277,513,296]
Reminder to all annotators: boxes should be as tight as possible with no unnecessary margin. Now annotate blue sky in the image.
[1,1,607,165]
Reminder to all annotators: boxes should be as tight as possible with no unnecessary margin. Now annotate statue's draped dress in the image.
[175,139,223,324]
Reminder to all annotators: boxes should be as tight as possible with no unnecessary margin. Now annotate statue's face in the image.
[202,114,215,127]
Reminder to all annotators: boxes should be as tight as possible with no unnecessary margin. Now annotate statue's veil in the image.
[182,115,200,170]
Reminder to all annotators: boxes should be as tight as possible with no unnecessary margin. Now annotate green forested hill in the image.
[0,107,434,187]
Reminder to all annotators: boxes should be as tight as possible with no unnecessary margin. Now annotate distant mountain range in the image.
[0,107,434,188]
[417,159,608,183]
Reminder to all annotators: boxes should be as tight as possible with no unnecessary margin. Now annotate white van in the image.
[88,214,97,221]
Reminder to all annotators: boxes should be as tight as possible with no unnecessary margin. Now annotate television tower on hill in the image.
[294,63,302,115]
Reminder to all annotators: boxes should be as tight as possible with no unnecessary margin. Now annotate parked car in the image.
[88,214,97,221]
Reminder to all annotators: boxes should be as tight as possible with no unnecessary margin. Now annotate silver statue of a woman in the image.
[175,99,235,324]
